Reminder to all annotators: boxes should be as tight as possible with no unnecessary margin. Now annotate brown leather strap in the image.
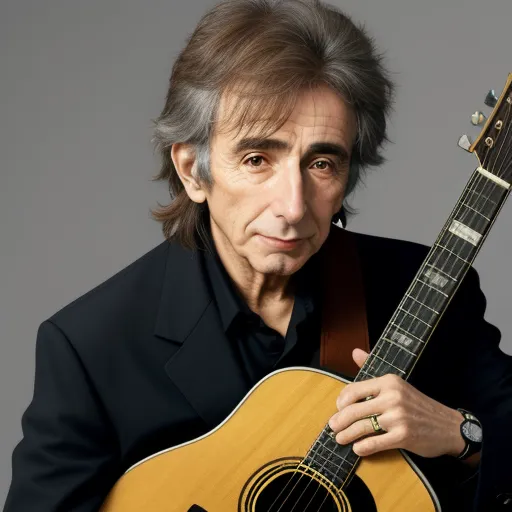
[320,227,370,379]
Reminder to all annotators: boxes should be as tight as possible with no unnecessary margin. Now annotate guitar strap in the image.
[320,227,370,379]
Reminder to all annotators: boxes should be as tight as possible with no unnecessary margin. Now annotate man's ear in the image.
[171,143,207,204]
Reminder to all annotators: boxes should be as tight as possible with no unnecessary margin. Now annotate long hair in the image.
[151,0,394,250]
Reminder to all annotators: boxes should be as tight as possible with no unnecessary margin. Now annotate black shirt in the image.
[202,240,323,387]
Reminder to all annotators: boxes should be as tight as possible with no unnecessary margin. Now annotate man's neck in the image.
[209,226,296,333]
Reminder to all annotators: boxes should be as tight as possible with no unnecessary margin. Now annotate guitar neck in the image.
[356,166,510,382]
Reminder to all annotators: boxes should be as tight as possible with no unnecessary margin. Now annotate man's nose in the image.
[270,167,307,224]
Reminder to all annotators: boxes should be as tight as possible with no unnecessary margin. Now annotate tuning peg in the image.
[458,134,473,152]
[471,111,487,126]
[484,89,498,108]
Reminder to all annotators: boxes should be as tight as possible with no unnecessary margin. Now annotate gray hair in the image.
[151,0,394,249]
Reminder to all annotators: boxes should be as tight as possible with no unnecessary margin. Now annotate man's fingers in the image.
[329,397,385,432]
[336,380,381,410]
[334,416,378,445]
[353,429,400,456]
[352,348,369,368]
[336,373,403,410]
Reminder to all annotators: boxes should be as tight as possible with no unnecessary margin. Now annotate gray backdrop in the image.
[2,0,512,504]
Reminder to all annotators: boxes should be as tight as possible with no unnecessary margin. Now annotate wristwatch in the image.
[456,408,483,460]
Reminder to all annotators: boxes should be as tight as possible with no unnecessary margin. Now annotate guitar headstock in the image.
[460,73,512,185]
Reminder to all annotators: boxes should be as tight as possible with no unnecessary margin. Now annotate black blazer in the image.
[4,228,512,512]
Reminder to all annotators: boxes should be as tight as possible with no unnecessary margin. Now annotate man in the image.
[4,0,512,510]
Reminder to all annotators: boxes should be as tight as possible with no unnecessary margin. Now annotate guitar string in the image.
[269,99,512,511]
[292,475,331,512]
[284,464,328,512]
[301,443,355,511]
[268,463,314,512]
[268,459,341,512]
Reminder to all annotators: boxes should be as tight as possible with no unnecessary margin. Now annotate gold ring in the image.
[369,414,384,433]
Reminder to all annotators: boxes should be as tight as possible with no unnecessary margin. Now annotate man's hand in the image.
[327,348,466,459]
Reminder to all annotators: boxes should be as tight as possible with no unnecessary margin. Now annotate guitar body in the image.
[101,367,440,511]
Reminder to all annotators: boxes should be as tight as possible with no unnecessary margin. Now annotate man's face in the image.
[204,85,357,276]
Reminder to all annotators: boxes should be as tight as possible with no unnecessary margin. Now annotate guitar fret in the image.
[389,323,425,343]
[304,434,356,486]
[365,360,403,378]
[397,307,433,327]
[308,448,350,471]
[423,266,453,290]
[305,455,348,482]
[442,235,477,271]
[460,201,491,221]
[434,243,471,264]
[416,279,449,297]
[424,263,457,282]
[384,328,421,350]
[316,441,354,467]
[465,188,498,208]
[463,187,502,221]
[371,353,406,374]
[382,337,419,357]
[404,292,440,314]
[412,297,445,320]
[411,282,448,313]
[356,368,376,381]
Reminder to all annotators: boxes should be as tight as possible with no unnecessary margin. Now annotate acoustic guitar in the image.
[100,74,512,511]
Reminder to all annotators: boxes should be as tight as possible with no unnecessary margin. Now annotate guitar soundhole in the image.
[253,472,339,511]
[242,459,376,512]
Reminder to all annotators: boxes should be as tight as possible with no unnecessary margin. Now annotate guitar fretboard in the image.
[359,167,508,381]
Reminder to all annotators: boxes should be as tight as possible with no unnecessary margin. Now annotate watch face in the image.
[462,421,483,443]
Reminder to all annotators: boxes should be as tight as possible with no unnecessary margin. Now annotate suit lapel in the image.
[164,302,249,428]
[154,241,248,429]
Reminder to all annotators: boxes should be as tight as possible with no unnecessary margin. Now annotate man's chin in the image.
[250,253,309,276]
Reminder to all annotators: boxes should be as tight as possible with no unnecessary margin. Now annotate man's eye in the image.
[244,156,265,167]
[312,160,334,171]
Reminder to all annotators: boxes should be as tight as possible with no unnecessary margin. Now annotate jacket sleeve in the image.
[445,267,512,512]
[4,320,121,512]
